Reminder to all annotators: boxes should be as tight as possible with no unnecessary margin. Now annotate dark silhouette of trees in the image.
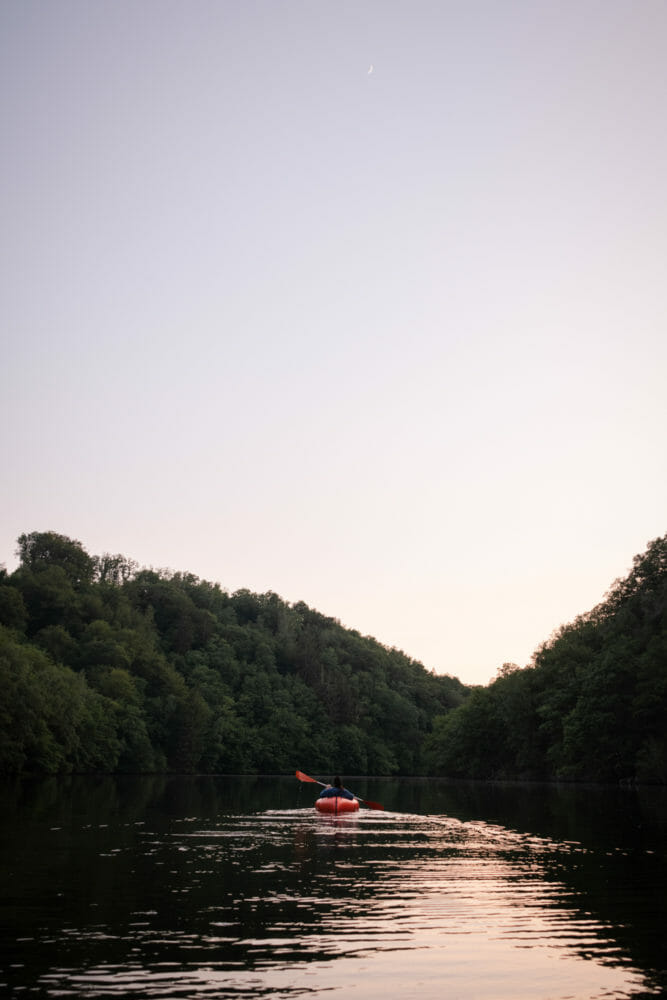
[6,530,664,783]
[1,531,467,776]
[425,535,667,784]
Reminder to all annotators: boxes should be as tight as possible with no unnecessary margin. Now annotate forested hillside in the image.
[425,535,667,784]
[0,532,468,776]
[3,531,665,783]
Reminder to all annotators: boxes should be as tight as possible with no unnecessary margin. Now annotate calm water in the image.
[1,775,666,999]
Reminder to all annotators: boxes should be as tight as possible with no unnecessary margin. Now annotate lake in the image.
[1,775,665,999]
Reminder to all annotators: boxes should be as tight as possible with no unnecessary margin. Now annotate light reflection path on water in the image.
[18,807,659,999]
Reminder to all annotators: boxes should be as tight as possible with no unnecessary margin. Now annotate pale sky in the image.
[2,1,666,686]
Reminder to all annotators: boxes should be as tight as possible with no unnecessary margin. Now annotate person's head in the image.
[333,775,342,788]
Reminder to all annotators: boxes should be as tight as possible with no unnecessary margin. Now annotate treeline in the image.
[425,535,667,784]
[0,531,468,776]
[3,530,664,783]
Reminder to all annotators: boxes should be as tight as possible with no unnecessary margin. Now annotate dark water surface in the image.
[1,775,665,999]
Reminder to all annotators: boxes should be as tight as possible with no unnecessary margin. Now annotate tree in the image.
[17,532,95,586]
[0,583,27,632]
[94,553,138,586]
[2,529,475,776]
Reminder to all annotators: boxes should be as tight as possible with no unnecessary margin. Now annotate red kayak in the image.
[296,770,384,811]
[315,796,360,814]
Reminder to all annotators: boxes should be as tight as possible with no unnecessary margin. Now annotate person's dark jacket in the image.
[319,785,355,800]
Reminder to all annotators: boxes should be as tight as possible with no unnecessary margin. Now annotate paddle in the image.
[295,769,384,810]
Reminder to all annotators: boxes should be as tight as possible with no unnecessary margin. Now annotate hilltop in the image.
[2,530,665,783]
[0,531,467,776]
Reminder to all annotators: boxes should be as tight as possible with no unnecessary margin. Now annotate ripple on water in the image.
[6,807,663,999]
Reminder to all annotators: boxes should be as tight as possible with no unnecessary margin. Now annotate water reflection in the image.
[1,776,665,999]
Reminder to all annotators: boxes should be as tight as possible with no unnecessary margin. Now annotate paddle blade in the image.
[295,769,319,784]
[363,800,384,810]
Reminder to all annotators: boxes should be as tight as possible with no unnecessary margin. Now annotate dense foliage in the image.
[425,535,667,784]
[0,532,468,776]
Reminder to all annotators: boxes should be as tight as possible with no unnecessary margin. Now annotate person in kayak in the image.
[318,776,355,800]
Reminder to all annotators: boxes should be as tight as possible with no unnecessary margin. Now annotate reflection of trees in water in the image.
[2,775,666,996]
[3,773,304,828]
[401,778,667,996]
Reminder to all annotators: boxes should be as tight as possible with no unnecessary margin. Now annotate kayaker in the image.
[318,775,355,800]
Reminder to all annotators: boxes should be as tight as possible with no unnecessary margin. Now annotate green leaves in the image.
[3,531,470,776]
[427,533,667,784]
[17,531,95,587]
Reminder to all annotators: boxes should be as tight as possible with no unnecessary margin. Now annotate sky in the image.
[2,1,666,686]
